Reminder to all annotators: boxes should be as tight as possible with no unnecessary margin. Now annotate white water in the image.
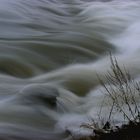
[0,0,140,139]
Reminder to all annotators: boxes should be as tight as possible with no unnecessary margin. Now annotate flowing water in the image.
[0,0,140,139]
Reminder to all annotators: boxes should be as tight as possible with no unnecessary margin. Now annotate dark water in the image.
[0,0,140,139]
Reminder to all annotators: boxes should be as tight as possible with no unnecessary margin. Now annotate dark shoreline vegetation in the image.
[77,121,140,140]
[72,56,140,140]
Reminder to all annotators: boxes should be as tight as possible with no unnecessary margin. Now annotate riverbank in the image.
[76,121,140,140]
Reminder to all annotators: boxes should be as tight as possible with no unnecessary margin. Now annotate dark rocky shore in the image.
[76,121,140,140]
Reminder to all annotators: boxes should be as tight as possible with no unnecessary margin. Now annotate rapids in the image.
[0,0,140,139]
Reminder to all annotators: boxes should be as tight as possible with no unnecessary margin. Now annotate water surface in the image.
[0,0,140,139]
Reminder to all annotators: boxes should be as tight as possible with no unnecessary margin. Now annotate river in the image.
[0,0,140,139]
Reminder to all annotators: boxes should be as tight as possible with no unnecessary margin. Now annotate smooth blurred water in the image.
[0,0,140,139]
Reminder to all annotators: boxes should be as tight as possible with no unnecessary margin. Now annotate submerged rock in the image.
[19,84,59,108]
